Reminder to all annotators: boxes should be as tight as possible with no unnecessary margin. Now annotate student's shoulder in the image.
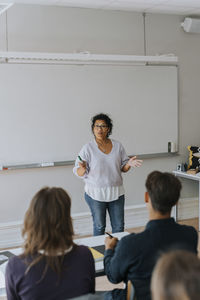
[74,244,92,256]
[176,221,196,231]
[116,232,147,257]
[173,223,198,247]
[6,254,26,273]
[120,231,147,247]
[178,223,198,236]
[7,254,24,264]
[73,245,95,265]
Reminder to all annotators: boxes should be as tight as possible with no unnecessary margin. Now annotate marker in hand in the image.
[76,155,87,177]
[105,232,114,238]
[105,232,118,250]
[78,155,86,169]
[78,155,86,167]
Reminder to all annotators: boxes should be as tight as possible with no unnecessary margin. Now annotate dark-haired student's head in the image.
[91,113,113,138]
[145,171,182,215]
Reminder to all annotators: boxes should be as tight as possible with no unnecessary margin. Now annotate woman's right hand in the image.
[77,161,87,176]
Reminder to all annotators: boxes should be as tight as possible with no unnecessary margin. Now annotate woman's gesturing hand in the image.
[128,156,143,168]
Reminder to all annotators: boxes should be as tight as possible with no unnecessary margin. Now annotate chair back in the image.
[126,280,136,300]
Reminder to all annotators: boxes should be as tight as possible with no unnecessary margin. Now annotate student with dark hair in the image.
[5,187,95,300]
[73,113,142,236]
[104,171,198,300]
[151,250,200,300]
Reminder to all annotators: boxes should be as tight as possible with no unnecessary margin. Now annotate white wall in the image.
[6,5,144,53]
[0,5,199,242]
[0,12,6,51]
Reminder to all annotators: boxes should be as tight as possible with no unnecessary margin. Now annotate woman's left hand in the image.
[128,156,143,168]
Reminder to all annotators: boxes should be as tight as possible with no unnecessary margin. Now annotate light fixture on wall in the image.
[181,17,200,33]
[0,51,178,65]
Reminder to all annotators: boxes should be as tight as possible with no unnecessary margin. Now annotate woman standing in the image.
[73,113,142,236]
[5,187,95,300]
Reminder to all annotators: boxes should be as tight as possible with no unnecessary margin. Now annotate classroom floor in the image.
[96,218,200,291]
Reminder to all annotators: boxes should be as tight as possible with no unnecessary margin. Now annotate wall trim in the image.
[0,197,198,249]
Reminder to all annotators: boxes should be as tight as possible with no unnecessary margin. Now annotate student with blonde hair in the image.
[151,250,200,300]
[5,187,95,300]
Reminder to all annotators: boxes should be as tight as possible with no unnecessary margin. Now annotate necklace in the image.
[96,139,108,153]
[38,246,73,256]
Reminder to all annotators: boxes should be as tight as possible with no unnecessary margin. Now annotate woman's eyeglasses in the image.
[94,125,108,130]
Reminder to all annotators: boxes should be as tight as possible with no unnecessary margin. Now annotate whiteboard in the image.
[0,63,178,165]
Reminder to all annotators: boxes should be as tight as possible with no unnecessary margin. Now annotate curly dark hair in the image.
[91,113,113,137]
[145,171,182,214]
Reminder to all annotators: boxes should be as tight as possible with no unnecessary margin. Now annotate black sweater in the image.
[104,218,198,300]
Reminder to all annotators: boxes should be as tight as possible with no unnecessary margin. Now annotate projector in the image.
[181,17,200,33]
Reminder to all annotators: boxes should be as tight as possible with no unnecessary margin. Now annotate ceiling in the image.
[1,0,200,16]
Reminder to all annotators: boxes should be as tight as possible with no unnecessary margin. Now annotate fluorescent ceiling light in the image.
[0,51,178,65]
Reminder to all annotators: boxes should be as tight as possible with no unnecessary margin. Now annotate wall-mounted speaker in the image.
[181,17,200,33]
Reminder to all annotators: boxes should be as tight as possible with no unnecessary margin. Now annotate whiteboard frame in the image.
[0,63,179,167]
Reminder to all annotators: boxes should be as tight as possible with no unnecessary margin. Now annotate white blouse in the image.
[73,139,129,202]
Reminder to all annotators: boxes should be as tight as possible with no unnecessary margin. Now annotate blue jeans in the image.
[85,193,125,236]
